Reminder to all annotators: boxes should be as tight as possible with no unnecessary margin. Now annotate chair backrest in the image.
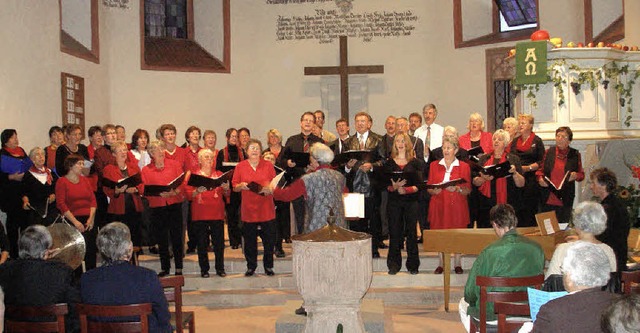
[621,270,640,295]
[5,303,69,333]
[76,303,152,333]
[160,275,185,332]
[494,301,531,333]
[474,275,544,333]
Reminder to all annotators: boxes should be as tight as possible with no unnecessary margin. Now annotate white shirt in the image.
[356,131,369,149]
[438,158,460,182]
[414,122,444,162]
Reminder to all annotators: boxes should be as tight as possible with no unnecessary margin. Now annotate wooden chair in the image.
[160,275,195,333]
[469,275,544,333]
[621,270,640,294]
[494,301,531,333]
[76,303,152,333]
[4,303,69,333]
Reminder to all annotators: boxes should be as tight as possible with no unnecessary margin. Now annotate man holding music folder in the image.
[340,111,385,258]
[278,112,323,234]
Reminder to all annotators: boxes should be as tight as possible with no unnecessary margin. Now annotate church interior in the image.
[1,0,640,332]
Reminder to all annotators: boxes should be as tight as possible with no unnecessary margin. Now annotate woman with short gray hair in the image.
[96,222,133,263]
[273,142,347,233]
[533,242,618,332]
[18,225,52,260]
[544,201,617,290]
[21,146,59,227]
[80,222,172,332]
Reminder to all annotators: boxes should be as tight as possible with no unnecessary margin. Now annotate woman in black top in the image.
[21,147,59,226]
[382,133,424,275]
[508,114,545,227]
[216,128,246,249]
[55,124,90,177]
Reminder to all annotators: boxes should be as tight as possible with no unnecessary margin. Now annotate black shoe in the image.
[216,270,227,277]
[245,269,255,277]
[372,252,381,258]
[295,306,307,316]
[149,246,159,254]
[285,238,292,244]
[416,236,423,243]
[175,269,182,276]
[377,241,388,249]
[201,272,210,278]
[275,249,285,258]
[388,269,399,275]
[409,269,419,275]
[157,270,170,277]
[265,268,275,276]
[186,248,196,254]
[231,244,240,250]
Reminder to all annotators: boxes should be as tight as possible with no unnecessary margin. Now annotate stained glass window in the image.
[144,0,187,39]
[495,0,537,27]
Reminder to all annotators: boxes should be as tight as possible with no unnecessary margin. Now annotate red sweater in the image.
[141,159,185,208]
[232,159,276,223]
[184,170,227,221]
[164,146,187,172]
[102,162,144,214]
[55,176,97,217]
[183,146,201,174]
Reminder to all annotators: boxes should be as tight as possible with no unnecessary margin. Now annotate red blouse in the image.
[232,159,276,223]
[184,146,201,174]
[55,176,97,217]
[184,170,227,221]
[427,159,471,229]
[459,131,493,154]
[102,162,144,214]
[164,146,187,172]
[141,159,185,208]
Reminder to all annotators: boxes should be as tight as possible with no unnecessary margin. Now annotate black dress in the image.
[21,169,59,226]
[509,135,545,227]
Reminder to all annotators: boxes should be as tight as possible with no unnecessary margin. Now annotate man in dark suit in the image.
[329,117,350,155]
[0,225,80,332]
[344,111,385,257]
[278,112,324,234]
[80,222,171,333]
[532,241,618,333]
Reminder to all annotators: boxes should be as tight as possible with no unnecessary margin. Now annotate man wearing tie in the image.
[414,104,444,162]
[279,112,323,234]
[344,111,384,258]
[412,103,443,238]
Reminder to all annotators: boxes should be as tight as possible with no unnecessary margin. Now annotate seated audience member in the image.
[80,222,171,333]
[532,241,618,333]
[544,201,617,291]
[601,294,640,333]
[459,204,544,333]
[0,225,80,332]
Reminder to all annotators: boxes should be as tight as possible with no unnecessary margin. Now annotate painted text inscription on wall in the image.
[276,9,418,43]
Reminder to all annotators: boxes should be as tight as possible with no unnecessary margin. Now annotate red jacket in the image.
[231,159,276,223]
[184,170,227,221]
[103,162,144,215]
[141,159,185,208]
[459,131,493,155]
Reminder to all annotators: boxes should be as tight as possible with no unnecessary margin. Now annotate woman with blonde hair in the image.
[459,113,493,155]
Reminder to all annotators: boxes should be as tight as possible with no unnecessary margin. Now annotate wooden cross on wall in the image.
[304,36,384,122]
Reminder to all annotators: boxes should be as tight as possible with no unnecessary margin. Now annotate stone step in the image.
[183,284,465,308]
[138,249,478,276]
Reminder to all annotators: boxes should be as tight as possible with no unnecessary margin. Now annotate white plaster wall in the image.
[194,0,224,60]
[61,0,92,49]
[0,0,108,150]
[462,0,494,41]
[591,0,623,38]
[1,0,637,152]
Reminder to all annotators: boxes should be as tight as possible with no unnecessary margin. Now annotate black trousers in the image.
[94,190,109,229]
[151,203,184,272]
[417,191,430,231]
[74,215,97,277]
[225,193,242,247]
[349,191,381,253]
[185,202,196,250]
[387,198,420,271]
[192,219,225,273]
[517,173,540,227]
[292,197,306,235]
[242,220,275,271]
[274,201,290,251]
[5,207,25,259]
